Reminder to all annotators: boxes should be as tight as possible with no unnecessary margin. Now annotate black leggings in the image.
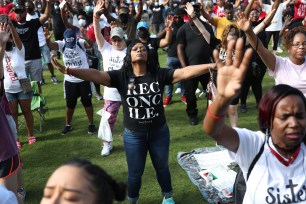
[266,31,280,51]
[240,64,266,106]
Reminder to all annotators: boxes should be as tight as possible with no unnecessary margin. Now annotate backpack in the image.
[233,137,266,204]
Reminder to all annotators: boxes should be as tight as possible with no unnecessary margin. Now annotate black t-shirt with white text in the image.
[108,68,175,131]
[13,19,42,60]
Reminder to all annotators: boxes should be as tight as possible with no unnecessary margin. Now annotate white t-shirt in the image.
[228,128,306,204]
[263,2,287,31]
[56,39,89,83]
[100,41,126,101]
[26,12,46,47]
[0,185,18,204]
[3,46,26,93]
[268,56,306,97]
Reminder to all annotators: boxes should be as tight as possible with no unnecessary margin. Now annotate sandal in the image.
[28,136,36,145]
[16,140,22,149]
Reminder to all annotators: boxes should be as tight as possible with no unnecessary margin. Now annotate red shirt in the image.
[0,2,13,15]
[86,23,111,43]
[293,0,306,20]
[213,5,225,17]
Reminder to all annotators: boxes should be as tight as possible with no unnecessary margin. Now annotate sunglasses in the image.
[173,16,182,19]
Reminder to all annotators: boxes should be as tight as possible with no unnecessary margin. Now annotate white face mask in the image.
[154,2,159,6]
[78,19,86,27]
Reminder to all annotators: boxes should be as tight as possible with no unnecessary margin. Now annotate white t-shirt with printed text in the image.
[100,41,126,101]
[56,39,89,83]
[228,128,306,204]
[268,56,306,97]
[3,46,27,93]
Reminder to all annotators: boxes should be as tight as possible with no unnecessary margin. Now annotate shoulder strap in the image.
[76,39,86,53]
[246,136,266,180]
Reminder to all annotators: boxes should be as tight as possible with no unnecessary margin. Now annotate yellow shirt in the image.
[212,17,237,40]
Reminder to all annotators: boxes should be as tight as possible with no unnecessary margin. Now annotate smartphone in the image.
[0,15,8,23]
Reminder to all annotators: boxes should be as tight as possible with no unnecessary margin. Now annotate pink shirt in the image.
[268,56,306,96]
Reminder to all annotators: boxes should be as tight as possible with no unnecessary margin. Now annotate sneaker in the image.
[61,125,72,135]
[40,79,45,85]
[195,88,201,94]
[51,76,59,84]
[163,96,172,107]
[181,95,187,104]
[174,88,181,94]
[88,124,96,134]
[240,104,247,113]
[17,187,26,202]
[96,95,104,100]
[16,140,22,149]
[162,197,175,204]
[189,117,198,125]
[101,142,113,156]
[276,47,283,53]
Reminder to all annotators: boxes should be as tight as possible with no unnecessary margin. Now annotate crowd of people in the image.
[0,0,305,202]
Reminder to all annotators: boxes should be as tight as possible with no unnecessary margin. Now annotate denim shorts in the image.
[5,91,33,101]
[40,44,51,64]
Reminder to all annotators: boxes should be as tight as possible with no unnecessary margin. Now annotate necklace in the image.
[188,22,202,36]
[268,139,301,166]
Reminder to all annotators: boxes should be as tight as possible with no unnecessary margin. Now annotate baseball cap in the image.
[118,7,128,15]
[137,21,149,30]
[110,27,124,39]
[63,29,77,49]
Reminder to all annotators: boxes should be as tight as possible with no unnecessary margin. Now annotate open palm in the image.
[236,12,251,32]
[94,0,105,17]
[213,39,253,99]
[0,23,10,43]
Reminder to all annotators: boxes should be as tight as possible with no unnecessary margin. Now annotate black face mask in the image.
[120,14,128,24]
[137,29,149,38]
[26,7,34,13]
[5,42,13,51]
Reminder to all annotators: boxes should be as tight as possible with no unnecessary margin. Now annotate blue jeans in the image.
[123,124,173,202]
[165,57,184,97]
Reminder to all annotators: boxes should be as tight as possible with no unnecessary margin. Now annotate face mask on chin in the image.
[137,29,149,39]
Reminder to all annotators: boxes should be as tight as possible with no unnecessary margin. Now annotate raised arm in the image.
[203,39,253,152]
[103,0,117,23]
[159,15,172,48]
[185,2,210,43]
[237,12,276,70]
[39,0,51,24]
[244,0,255,18]
[44,27,59,51]
[8,18,22,50]
[60,3,76,29]
[0,23,10,79]
[253,9,276,34]
[93,0,105,50]
[51,57,111,86]
[134,0,143,22]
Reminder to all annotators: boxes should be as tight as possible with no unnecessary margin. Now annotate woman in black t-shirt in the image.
[52,37,215,204]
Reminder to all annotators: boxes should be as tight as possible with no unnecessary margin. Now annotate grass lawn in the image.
[18,48,282,204]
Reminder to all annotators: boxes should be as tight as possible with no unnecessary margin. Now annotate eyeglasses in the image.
[173,16,182,19]
[291,41,306,48]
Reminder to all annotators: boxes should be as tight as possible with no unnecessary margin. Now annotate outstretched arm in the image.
[185,2,210,43]
[51,57,111,86]
[237,12,276,70]
[203,39,253,152]
[60,3,76,29]
[172,63,216,83]
[253,9,276,34]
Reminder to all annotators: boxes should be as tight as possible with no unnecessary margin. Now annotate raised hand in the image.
[43,27,52,40]
[94,0,105,17]
[236,12,251,32]
[213,38,252,99]
[0,23,10,43]
[283,14,293,27]
[164,15,173,28]
[185,2,195,17]
[51,56,67,74]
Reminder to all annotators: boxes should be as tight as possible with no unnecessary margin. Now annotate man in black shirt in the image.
[13,0,50,91]
[177,3,219,125]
